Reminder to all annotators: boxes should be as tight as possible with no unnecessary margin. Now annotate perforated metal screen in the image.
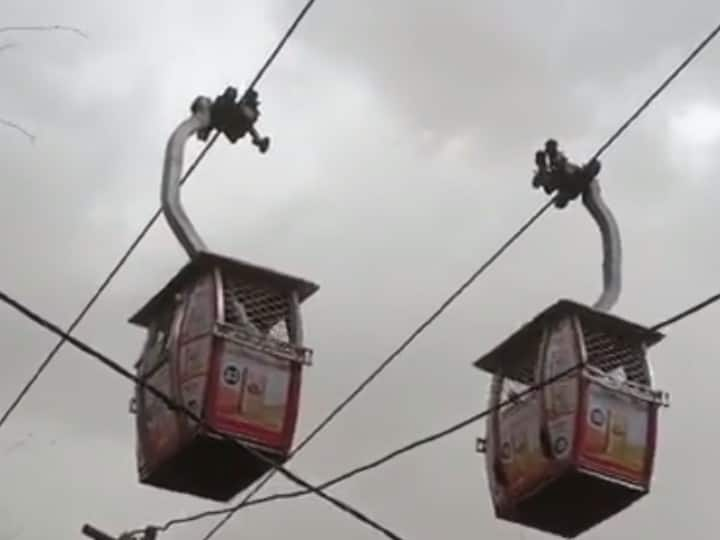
[491,316,655,410]
[581,327,650,386]
[221,269,291,343]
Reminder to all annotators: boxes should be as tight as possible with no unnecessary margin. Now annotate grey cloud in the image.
[271,1,720,162]
[2,1,720,540]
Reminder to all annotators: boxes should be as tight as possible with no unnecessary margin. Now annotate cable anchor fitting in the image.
[197,87,270,153]
[532,138,601,209]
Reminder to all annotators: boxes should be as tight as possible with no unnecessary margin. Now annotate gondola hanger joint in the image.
[195,86,270,153]
[532,138,601,209]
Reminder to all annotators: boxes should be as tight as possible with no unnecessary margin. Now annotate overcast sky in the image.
[1,1,720,539]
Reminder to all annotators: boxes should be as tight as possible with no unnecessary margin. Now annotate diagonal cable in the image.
[152,288,720,533]
[198,197,556,539]
[0,0,318,431]
[0,288,406,540]
[198,18,720,539]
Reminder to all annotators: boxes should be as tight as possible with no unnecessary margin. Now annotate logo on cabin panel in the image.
[500,441,512,460]
[222,364,241,386]
[554,436,568,454]
[590,408,606,427]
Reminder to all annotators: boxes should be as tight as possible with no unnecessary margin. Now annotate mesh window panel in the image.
[581,326,650,386]
[221,269,291,343]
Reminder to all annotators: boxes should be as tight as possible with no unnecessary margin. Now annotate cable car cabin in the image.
[129,251,318,502]
[474,299,669,538]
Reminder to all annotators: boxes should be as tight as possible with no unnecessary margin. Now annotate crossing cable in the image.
[0,288,405,540]
[197,18,720,540]
[0,0,318,431]
[195,197,556,540]
[142,289,720,534]
[2,12,717,540]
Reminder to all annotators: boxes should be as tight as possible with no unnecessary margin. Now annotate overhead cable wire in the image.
[4,11,718,540]
[149,289,720,533]
[196,197,557,540]
[591,21,720,161]
[649,291,720,332]
[0,288,405,540]
[198,18,720,540]
[0,0,317,431]
[0,25,88,39]
[0,140,216,431]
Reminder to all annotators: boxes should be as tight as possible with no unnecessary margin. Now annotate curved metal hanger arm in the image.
[161,97,212,259]
[532,139,622,313]
[160,89,270,261]
[582,179,622,312]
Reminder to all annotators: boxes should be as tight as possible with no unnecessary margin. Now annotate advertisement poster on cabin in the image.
[501,397,547,496]
[216,341,290,434]
[581,383,649,482]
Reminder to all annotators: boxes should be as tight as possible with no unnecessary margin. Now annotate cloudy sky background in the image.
[1,1,720,539]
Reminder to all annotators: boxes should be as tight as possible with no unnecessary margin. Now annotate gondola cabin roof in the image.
[472,299,665,378]
[129,250,320,329]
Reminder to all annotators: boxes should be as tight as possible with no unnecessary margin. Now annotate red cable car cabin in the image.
[474,299,669,538]
[127,90,319,502]
[130,251,318,501]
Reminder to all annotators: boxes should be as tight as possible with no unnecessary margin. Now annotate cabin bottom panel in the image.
[139,434,287,502]
[496,468,648,538]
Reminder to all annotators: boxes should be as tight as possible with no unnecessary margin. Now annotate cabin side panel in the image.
[137,363,180,476]
[280,362,303,450]
[135,283,190,478]
[490,331,554,507]
[485,376,504,509]
[207,339,296,452]
[176,334,215,428]
[137,342,186,480]
[179,272,216,344]
[576,380,653,487]
[176,272,217,428]
[496,394,550,499]
[540,315,582,464]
